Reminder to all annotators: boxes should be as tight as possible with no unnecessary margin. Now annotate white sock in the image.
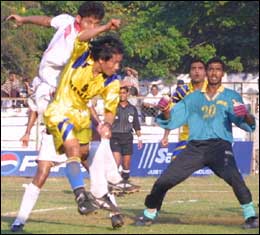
[13,183,40,225]
[108,193,117,207]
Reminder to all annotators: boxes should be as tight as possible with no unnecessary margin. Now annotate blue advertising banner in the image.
[1,151,89,177]
[131,142,253,177]
[1,142,253,177]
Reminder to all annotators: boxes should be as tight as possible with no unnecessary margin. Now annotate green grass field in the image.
[1,175,259,234]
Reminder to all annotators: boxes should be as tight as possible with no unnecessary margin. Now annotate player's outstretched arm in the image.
[78,18,121,42]
[6,14,52,27]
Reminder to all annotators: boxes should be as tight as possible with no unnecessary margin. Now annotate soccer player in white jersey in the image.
[7,2,121,232]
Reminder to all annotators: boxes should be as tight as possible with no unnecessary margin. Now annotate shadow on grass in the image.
[122,208,184,226]
[122,208,246,228]
[62,190,73,194]
[1,229,32,235]
[1,216,32,234]
[1,214,123,233]
[219,206,240,214]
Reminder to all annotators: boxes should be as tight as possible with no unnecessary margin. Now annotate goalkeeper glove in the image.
[232,99,248,117]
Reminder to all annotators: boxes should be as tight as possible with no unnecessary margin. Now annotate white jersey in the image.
[38,14,80,88]
[25,16,80,162]
[143,93,162,105]
[27,76,42,112]
[30,76,41,92]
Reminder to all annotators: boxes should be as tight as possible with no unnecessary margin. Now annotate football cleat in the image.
[108,182,125,196]
[95,193,120,213]
[242,216,259,229]
[135,214,156,226]
[111,213,124,229]
[124,181,141,194]
[76,191,99,215]
[109,180,140,196]
[135,209,158,226]
[10,223,24,232]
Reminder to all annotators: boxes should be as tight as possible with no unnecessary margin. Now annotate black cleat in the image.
[135,214,156,226]
[109,180,140,196]
[242,216,259,229]
[95,194,120,213]
[10,223,24,232]
[122,181,141,194]
[108,182,125,196]
[111,214,124,229]
[76,191,99,215]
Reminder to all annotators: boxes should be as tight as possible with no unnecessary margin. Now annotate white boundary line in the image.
[3,200,200,217]
[3,188,259,193]
[2,206,74,217]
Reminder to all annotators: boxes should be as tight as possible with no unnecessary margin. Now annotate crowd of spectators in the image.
[0,69,200,126]
[1,71,32,110]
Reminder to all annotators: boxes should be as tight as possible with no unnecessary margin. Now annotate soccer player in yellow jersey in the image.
[9,2,122,232]
[44,35,124,216]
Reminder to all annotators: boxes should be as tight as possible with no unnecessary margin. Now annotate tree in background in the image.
[1,1,259,82]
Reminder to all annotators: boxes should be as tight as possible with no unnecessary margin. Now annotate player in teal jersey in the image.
[136,57,258,229]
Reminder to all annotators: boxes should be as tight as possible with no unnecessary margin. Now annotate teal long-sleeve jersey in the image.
[156,86,255,143]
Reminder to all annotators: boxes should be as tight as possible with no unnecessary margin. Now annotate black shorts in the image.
[110,133,133,156]
[145,138,252,209]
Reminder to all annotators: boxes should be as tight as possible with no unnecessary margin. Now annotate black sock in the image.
[121,169,130,181]
[74,187,85,197]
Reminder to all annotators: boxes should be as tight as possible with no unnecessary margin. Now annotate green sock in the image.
[144,209,157,220]
[241,202,256,220]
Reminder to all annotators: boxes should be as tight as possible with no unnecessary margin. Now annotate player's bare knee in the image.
[64,139,81,157]
[33,166,51,187]
[66,146,81,158]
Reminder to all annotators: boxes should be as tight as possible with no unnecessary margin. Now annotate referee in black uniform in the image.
[110,86,143,192]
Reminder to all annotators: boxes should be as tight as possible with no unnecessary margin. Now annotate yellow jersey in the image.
[44,38,120,131]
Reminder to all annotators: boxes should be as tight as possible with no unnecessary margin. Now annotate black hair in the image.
[9,71,16,75]
[151,84,158,90]
[120,86,129,92]
[177,79,184,85]
[78,2,105,20]
[129,86,138,96]
[102,122,112,131]
[90,35,124,61]
[206,57,225,71]
[189,58,206,70]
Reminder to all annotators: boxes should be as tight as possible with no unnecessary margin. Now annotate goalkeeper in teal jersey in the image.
[136,57,258,229]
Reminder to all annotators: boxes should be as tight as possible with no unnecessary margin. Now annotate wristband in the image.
[137,136,143,141]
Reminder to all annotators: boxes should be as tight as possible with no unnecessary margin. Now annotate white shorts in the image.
[28,82,54,118]
[37,130,67,163]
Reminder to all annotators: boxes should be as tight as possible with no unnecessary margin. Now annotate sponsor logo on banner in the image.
[131,142,253,177]
[135,143,213,176]
[137,143,170,175]
[1,152,21,176]
[1,142,253,177]
[1,151,88,177]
